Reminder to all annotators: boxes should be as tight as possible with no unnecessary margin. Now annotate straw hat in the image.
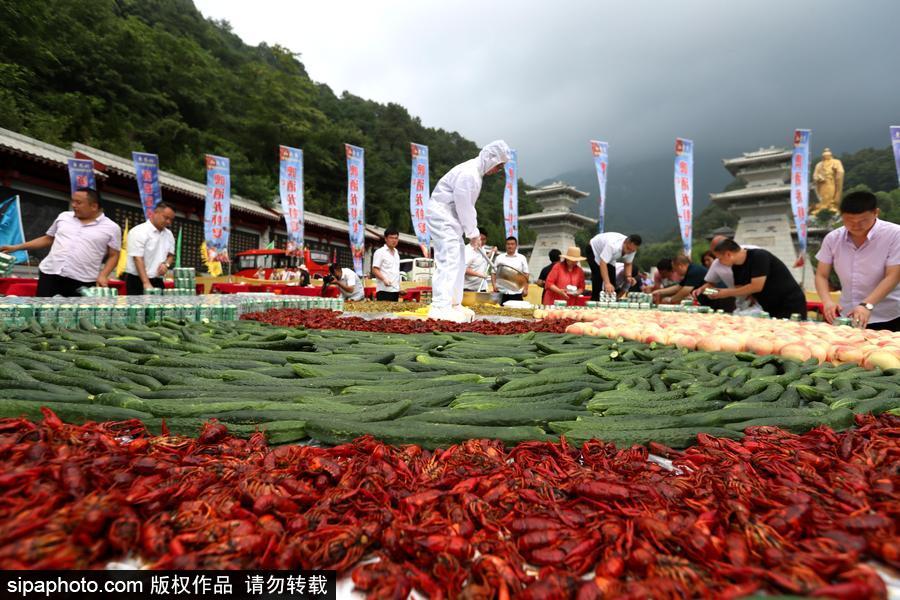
[561,246,586,262]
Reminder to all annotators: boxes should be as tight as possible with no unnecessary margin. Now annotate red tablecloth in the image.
[281,286,339,298]
[0,277,126,297]
[3,282,37,296]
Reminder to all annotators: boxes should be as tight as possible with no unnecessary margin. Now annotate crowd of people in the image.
[1,152,896,330]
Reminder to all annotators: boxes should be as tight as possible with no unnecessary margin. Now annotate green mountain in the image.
[0,0,533,246]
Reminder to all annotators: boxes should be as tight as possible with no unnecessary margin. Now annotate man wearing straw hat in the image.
[543,246,586,305]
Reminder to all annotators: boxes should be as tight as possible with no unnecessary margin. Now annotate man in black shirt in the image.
[711,239,807,319]
[652,255,707,304]
[536,249,561,289]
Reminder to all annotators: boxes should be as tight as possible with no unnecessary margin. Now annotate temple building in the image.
[709,146,823,288]
[520,182,597,279]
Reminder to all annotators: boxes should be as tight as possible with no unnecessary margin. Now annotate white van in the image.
[399,258,434,284]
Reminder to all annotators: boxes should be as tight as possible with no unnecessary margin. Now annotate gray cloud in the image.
[196,0,900,224]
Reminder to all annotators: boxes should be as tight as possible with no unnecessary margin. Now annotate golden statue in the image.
[812,148,844,214]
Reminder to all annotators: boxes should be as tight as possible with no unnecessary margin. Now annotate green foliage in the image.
[0,0,532,246]
[839,147,897,193]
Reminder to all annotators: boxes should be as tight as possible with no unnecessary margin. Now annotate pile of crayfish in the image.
[0,409,897,599]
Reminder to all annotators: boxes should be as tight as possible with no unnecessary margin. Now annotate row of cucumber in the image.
[0,317,898,449]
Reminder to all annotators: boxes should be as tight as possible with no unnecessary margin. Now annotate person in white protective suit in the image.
[426,140,511,322]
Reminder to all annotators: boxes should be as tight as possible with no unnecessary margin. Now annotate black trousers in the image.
[869,316,900,332]
[765,293,808,320]
[584,245,639,300]
[375,291,400,301]
[125,273,163,295]
[499,292,524,304]
[36,271,95,297]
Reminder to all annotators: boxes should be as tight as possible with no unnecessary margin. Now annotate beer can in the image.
[145,305,160,322]
[57,304,77,327]
[212,305,226,321]
[16,303,34,323]
[196,304,213,322]
[0,304,14,327]
[224,305,237,321]
[96,305,113,326]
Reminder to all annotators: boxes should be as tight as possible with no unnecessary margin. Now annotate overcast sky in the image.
[195,0,900,188]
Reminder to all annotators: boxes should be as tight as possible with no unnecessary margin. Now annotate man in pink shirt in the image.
[1,188,122,297]
[815,191,900,330]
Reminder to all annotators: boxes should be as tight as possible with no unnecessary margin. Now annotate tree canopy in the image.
[0,0,533,246]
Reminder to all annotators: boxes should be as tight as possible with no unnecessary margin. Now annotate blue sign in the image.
[204,155,231,262]
[790,129,811,253]
[0,196,27,263]
[345,144,365,275]
[409,143,430,256]
[590,140,609,233]
[67,159,95,195]
[133,152,162,220]
[673,138,694,257]
[891,126,900,187]
[503,149,519,240]
[279,146,304,255]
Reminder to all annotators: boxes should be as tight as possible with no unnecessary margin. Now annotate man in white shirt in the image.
[585,232,642,300]
[492,236,530,304]
[328,263,364,301]
[124,202,176,295]
[372,228,401,301]
[4,188,121,297]
[464,233,491,291]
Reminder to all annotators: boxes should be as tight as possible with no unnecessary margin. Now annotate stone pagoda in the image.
[709,147,821,288]
[520,182,597,279]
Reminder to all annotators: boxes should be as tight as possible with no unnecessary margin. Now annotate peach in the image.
[565,323,586,335]
[780,343,812,362]
[863,351,900,370]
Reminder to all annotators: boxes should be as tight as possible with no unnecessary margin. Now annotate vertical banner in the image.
[503,149,519,240]
[279,146,305,256]
[790,129,811,253]
[204,155,231,262]
[673,138,694,257]
[0,196,27,263]
[590,140,609,233]
[132,152,162,220]
[409,143,430,256]
[67,159,95,195]
[891,126,900,187]
[345,144,365,275]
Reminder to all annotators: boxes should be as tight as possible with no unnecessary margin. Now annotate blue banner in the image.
[590,140,609,233]
[279,146,304,256]
[0,196,27,263]
[409,143,430,256]
[673,138,694,257]
[345,144,365,275]
[67,159,95,195]
[132,152,162,220]
[503,149,519,240]
[892,126,900,187]
[204,154,231,262]
[790,129,811,253]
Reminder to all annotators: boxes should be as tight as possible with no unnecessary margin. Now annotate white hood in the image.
[477,140,511,175]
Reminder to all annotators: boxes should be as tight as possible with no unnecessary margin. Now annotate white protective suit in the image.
[426,140,511,311]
